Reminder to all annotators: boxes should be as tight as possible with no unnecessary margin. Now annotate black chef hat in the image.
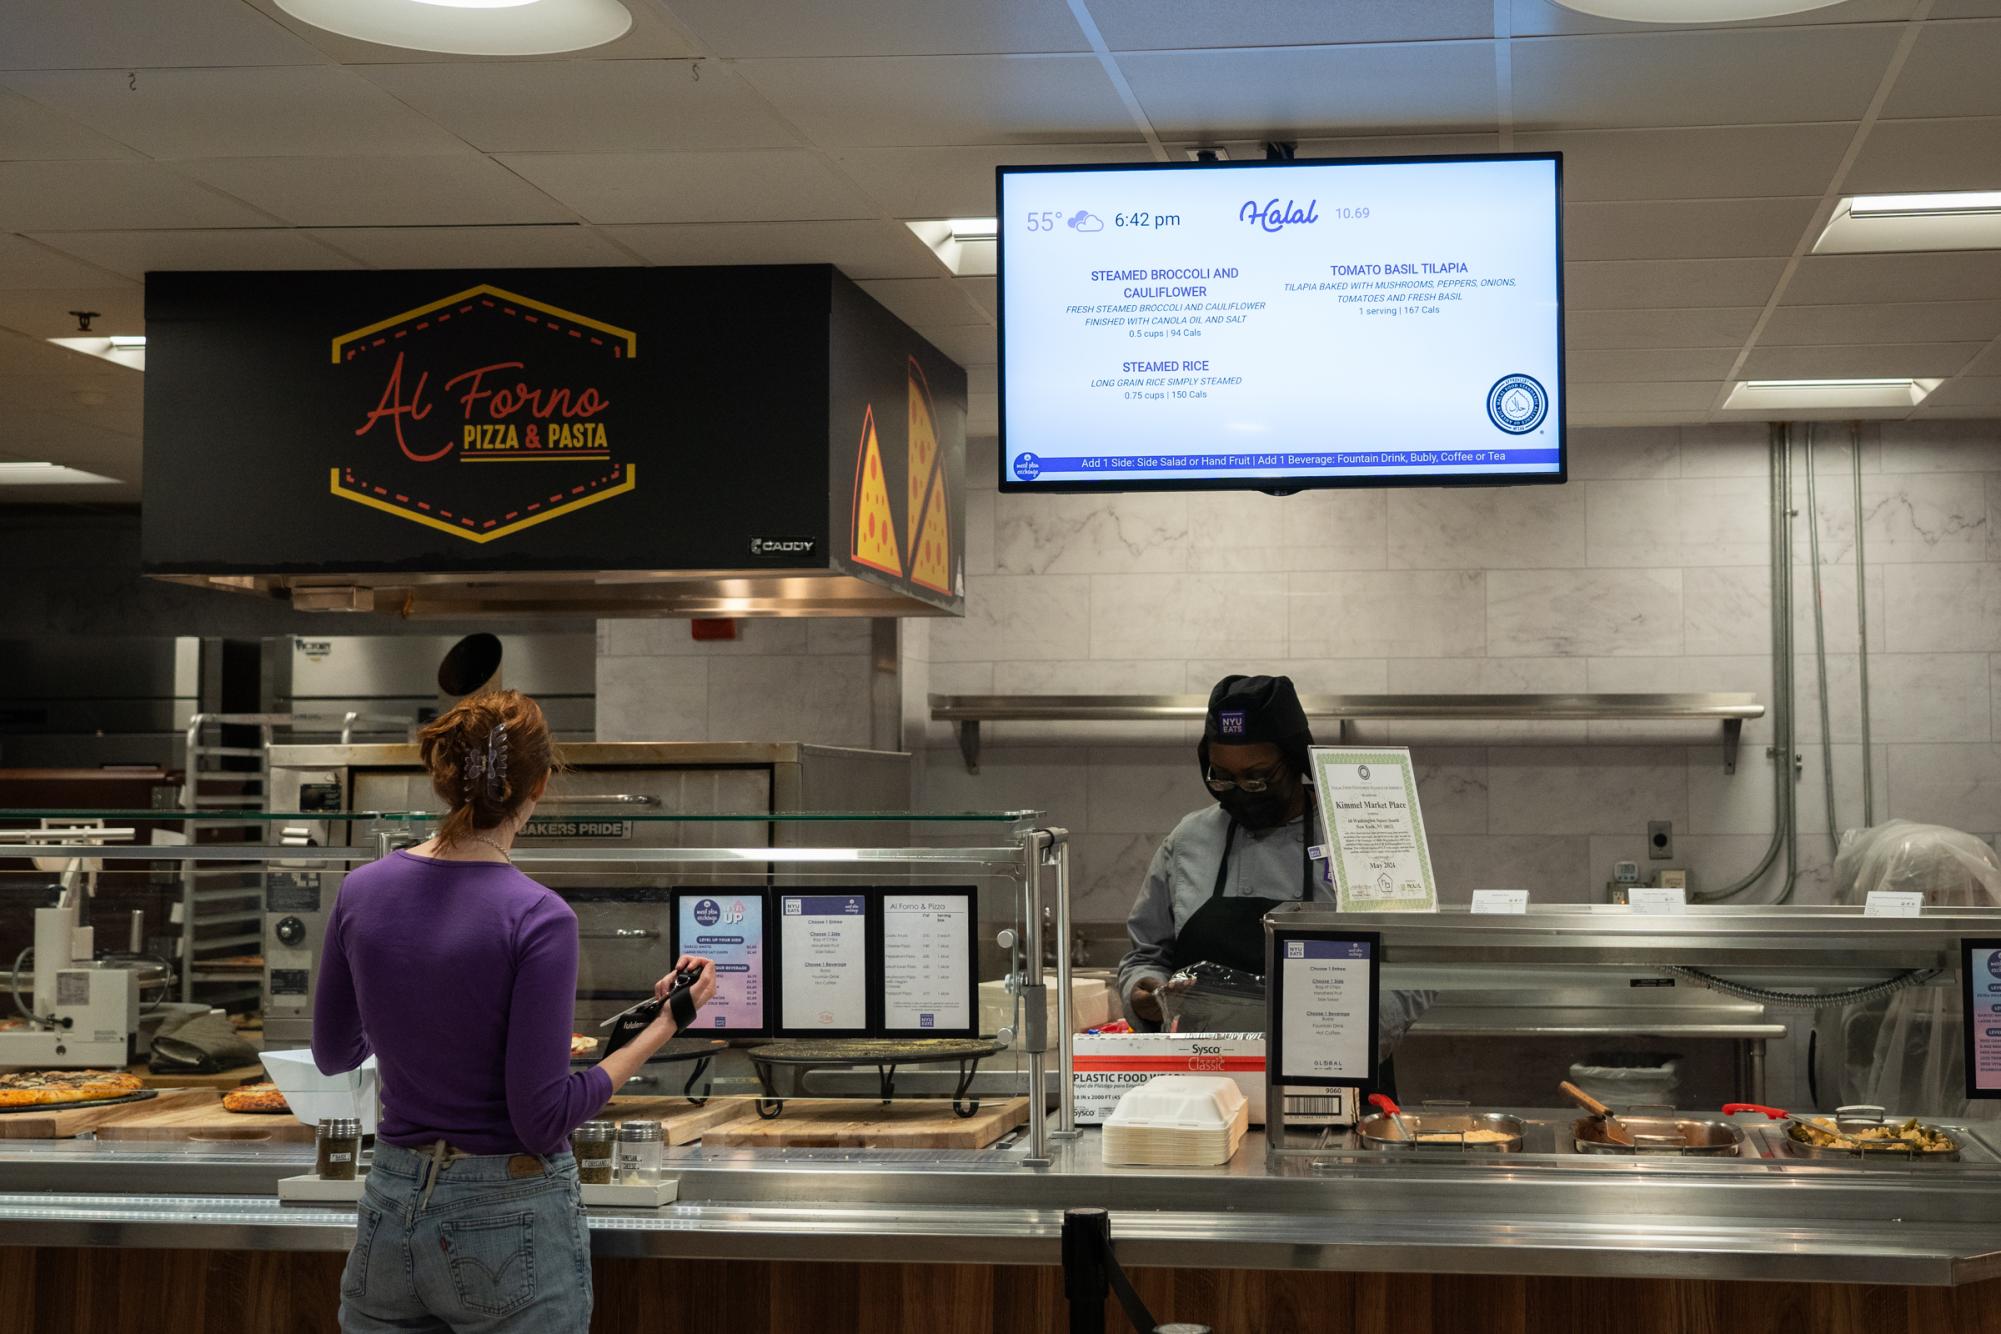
[1197,674,1315,781]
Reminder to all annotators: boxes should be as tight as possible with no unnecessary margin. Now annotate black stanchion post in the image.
[1061,1207,1111,1334]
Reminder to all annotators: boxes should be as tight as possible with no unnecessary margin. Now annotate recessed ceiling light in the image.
[0,462,117,486]
[904,220,995,277]
[274,0,631,56]
[947,218,999,244]
[1552,0,1843,20]
[1723,378,1938,412]
[1813,190,2001,254]
[47,335,145,372]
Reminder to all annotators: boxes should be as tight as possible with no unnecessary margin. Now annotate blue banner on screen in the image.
[678,893,764,1031]
[998,154,1563,491]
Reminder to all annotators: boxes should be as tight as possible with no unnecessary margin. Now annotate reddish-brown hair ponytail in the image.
[418,689,556,845]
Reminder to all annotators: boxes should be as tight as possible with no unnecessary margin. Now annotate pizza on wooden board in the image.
[221,1082,291,1114]
[571,1032,599,1058]
[0,1070,144,1108]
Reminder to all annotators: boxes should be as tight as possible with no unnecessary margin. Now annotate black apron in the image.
[1169,817,1314,974]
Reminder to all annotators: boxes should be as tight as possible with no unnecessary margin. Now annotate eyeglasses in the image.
[1205,765,1287,794]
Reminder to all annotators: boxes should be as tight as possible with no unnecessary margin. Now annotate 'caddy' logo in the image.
[330,284,638,544]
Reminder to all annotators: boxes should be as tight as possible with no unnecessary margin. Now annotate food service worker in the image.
[1117,675,1433,1062]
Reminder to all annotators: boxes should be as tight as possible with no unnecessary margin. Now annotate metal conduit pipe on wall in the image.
[1805,425,1841,859]
[1852,420,1876,827]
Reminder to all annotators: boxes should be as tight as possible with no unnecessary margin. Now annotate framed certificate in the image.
[670,889,769,1037]
[877,887,980,1038]
[1962,938,2001,1100]
[1268,926,1381,1089]
[1308,746,1439,913]
[773,890,874,1039]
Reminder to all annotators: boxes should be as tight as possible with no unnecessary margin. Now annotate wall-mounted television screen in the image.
[997,153,1563,494]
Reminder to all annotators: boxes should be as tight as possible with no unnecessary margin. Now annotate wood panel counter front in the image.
[7,1250,2001,1334]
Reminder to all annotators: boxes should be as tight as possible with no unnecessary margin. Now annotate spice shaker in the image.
[615,1120,664,1184]
[316,1118,363,1182]
[571,1120,615,1185]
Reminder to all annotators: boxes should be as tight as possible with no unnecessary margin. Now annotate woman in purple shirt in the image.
[314,689,714,1333]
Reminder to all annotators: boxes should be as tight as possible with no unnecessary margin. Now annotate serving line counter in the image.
[10,827,2001,1329]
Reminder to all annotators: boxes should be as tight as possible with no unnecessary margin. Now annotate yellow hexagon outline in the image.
[330,283,638,364]
[330,465,638,545]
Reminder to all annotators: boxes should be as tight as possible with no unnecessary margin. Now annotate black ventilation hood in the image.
[141,265,964,619]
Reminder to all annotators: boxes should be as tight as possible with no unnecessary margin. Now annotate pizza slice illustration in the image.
[850,404,903,577]
[907,359,939,527]
[910,465,951,594]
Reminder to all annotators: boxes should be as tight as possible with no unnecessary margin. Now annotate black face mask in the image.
[1217,774,1297,830]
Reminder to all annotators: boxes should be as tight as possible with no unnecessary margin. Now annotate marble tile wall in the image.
[909,420,2001,923]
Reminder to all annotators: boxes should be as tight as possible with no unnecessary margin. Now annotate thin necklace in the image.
[464,832,512,862]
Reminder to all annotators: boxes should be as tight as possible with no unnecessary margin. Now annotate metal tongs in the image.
[1724,1102,1863,1148]
[1369,1093,1420,1143]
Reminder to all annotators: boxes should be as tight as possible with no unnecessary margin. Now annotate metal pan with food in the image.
[1357,1095,1525,1153]
[1725,1102,1962,1160]
[1571,1111,1745,1156]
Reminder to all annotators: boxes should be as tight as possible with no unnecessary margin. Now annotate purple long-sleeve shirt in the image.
[311,849,613,1156]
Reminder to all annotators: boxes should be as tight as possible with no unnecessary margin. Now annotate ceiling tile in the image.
[1881,18,2001,117]
[1784,252,2001,305]
[1565,308,1762,349]
[664,0,1088,56]
[1760,300,2001,346]
[1290,132,1504,157]
[1091,0,1495,49]
[1916,376,2001,409]
[1568,381,1720,412]
[497,150,871,223]
[1570,408,1711,426]
[1566,258,1786,310]
[0,372,142,446]
[958,276,997,318]
[1,0,328,69]
[737,54,1138,147]
[857,278,990,328]
[917,324,996,367]
[1847,117,2001,193]
[1932,0,2001,15]
[831,143,1151,218]
[2,67,469,160]
[1517,124,1855,201]
[0,160,274,231]
[602,219,944,278]
[356,60,799,154]
[28,228,358,279]
[1568,348,1738,382]
[1565,197,1818,261]
[0,287,143,340]
[966,364,997,396]
[0,88,135,162]
[0,327,122,377]
[0,233,133,289]
[306,225,635,269]
[1118,43,1498,138]
[1511,0,1920,36]
[1512,27,1900,129]
[180,156,570,227]
[1738,342,1984,379]
[968,392,998,434]
[241,0,700,62]
[1964,343,2001,376]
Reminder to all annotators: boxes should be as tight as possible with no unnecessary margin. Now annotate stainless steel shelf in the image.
[930,692,1766,772]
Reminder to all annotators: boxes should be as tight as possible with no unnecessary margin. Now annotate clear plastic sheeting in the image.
[1828,821,2001,1119]
[1160,960,1435,1059]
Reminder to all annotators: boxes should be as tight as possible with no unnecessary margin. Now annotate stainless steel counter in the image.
[5,1116,2001,1286]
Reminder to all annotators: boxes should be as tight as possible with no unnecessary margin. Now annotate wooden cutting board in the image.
[599,1096,751,1146]
[0,1088,210,1140]
[132,1063,268,1091]
[96,1091,318,1144]
[705,1098,1027,1150]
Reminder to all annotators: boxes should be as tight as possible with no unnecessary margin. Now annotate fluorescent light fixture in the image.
[1552,0,1842,19]
[1814,190,2001,254]
[1723,378,1939,412]
[274,0,630,55]
[0,462,117,485]
[904,219,995,277]
[947,217,998,244]
[46,335,145,372]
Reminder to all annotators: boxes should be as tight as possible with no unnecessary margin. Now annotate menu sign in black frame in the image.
[1266,925,1382,1090]
[670,888,770,1038]
[1962,938,2001,1100]
[772,890,874,1039]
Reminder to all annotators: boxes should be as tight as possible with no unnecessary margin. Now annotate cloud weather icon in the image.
[1067,210,1104,232]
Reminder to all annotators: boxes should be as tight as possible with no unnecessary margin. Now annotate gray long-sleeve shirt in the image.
[1117,803,1434,1051]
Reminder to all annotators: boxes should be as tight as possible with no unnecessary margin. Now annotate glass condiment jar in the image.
[316,1118,363,1182]
[571,1120,615,1185]
[614,1120,664,1185]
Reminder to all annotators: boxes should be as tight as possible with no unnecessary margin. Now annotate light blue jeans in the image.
[340,1140,592,1334]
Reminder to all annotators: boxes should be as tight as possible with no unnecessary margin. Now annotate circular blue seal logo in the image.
[1012,452,1042,481]
[693,898,721,928]
[1987,950,2001,980]
[1486,373,1548,435]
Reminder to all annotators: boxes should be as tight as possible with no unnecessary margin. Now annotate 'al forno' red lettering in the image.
[445,361,611,421]
[353,350,450,462]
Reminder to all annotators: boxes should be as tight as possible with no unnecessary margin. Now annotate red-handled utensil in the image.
[1369,1093,1417,1144]
[1722,1102,1855,1145]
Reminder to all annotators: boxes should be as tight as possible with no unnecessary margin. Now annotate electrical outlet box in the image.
[1648,820,1674,861]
